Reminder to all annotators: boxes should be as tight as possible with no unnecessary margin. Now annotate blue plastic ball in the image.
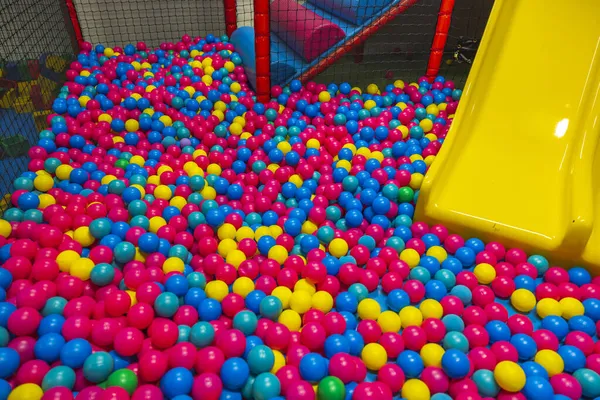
[160,367,194,398]
[299,353,328,382]
[221,357,250,390]
[441,349,471,379]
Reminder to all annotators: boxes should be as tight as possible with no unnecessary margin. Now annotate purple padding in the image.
[271,0,346,62]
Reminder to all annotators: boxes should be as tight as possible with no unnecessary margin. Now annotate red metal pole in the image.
[425,0,455,81]
[299,0,417,84]
[64,0,84,47]
[224,0,238,37]
[254,0,271,103]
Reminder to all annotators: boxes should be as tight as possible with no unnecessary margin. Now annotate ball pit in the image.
[0,32,599,400]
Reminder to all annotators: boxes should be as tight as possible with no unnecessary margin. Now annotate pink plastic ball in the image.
[377,364,405,393]
[550,373,583,400]
[192,373,223,400]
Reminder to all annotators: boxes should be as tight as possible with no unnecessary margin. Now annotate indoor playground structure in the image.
[2,0,600,399]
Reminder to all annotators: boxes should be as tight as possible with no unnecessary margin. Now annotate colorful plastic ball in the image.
[397,350,424,378]
[361,343,387,371]
[252,372,281,400]
[441,348,470,379]
[260,296,283,320]
[221,357,250,390]
[160,367,194,398]
[401,379,430,400]
[317,376,345,400]
[42,366,76,391]
[83,351,114,383]
[299,353,328,382]
[550,373,582,400]
[248,345,275,375]
[494,361,526,392]
[8,383,43,400]
[0,347,20,379]
[573,368,600,398]
[558,345,586,372]
[510,289,536,313]
[472,369,500,397]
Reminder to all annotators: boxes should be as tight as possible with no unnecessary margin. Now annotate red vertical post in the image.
[64,0,84,48]
[224,0,237,37]
[254,0,271,103]
[425,0,455,82]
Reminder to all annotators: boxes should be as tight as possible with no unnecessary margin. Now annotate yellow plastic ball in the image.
[473,263,496,284]
[272,286,293,309]
[366,84,379,95]
[158,115,172,126]
[294,279,316,295]
[229,122,243,135]
[289,291,312,314]
[401,379,430,400]
[125,119,139,132]
[409,173,424,189]
[148,216,167,233]
[559,297,584,319]
[55,164,73,180]
[153,184,172,200]
[278,309,302,331]
[8,383,43,400]
[357,298,381,320]
[419,299,443,319]
[534,349,564,377]
[311,291,333,313]
[361,343,387,370]
[400,248,421,268]
[301,221,318,235]
[421,343,445,367]
[318,91,331,102]
[205,280,229,302]
[510,289,536,313]
[419,119,433,133]
[70,257,94,280]
[426,246,447,263]
[394,80,405,89]
[0,219,11,238]
[56,250,80,273]
[232,277,254,298]
[218,238,237,257]
[33,174,54,192]
[271,349,286,373]
[426,104,439,116]
[226,249,246,268]
[400,306,423,328]
[201,186,217,200]
[73,226,95,247]
[268,245,288,265]
[163,257,184,274]
[328,238,348,258]
[218,223,237,241]
[536,298,562,318]
[494,361,526,392]
[269,225,283,238]
[235,226,255,241]
[364,99,377,110]
[38,194,55,209]
[377,310,401,333]
[126,290,138,306]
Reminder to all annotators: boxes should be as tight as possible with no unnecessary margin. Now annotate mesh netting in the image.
[71,0,227,47]
[0,0,78,199]
[437,0,494,85]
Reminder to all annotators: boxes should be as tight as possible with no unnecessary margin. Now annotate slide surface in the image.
[415,0,600,270]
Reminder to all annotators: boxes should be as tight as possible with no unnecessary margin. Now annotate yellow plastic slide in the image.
[415,0,600,271]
